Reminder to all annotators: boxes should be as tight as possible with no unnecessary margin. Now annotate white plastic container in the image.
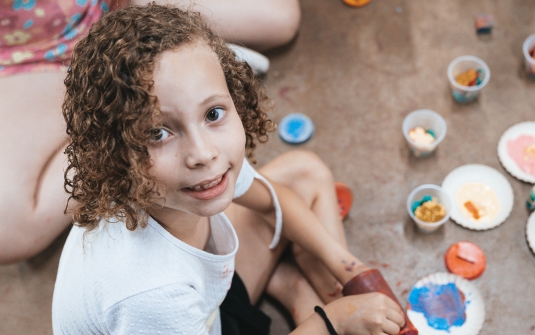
[447,56,490,103]
[402,109,447,157]
[522,34,535,80]
[407,184,452,233]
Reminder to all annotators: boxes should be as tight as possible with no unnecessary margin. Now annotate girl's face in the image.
[148,41,246,223]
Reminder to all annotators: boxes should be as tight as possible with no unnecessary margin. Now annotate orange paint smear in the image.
[464,201,480,219]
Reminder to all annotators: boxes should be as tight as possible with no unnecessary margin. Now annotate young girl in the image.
[0,0,299,265]
[53,5,405,335]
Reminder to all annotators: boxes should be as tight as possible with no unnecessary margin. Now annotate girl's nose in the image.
[185,132,218,168]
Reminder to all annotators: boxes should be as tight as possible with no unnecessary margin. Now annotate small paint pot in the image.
[522,34,535,80]
[407,184,452,233]
[447,55,490,103]
[335,182,353,220]
[342,0,372,7]
[445,241,486,280]
[402,109,447,157]
[278,113,314,144]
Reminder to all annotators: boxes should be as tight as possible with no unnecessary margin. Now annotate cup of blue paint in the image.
[278,113,315,144]
[407,184,452,233]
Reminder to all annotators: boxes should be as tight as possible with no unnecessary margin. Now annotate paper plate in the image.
[527,212,535,254]
[497,122,535,184]
[407,272,485,335]
[442,164,514,230]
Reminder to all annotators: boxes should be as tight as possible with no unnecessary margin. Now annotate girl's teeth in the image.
[190,176,222,191]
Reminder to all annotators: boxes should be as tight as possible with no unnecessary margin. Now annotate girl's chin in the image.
[192,197,233,217]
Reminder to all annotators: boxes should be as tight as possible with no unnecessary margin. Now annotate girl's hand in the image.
[325,293,406,335]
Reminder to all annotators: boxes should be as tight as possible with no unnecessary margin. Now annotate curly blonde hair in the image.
[63,4,275,231]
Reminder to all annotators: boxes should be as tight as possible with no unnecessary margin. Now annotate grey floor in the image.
[1,0,535,334]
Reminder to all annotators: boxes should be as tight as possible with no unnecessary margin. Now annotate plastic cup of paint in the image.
[522,34,535,80]
[407,184,452,233]
[402,109,447,157]
[447,55,490,103]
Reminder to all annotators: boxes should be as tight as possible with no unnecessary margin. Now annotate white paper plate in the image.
[442,164,514,230]
[407,272,485,335]
[497,122,535,184]
[527,212,535,254]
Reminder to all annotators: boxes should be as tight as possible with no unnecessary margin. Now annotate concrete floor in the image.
[1,0,535,334]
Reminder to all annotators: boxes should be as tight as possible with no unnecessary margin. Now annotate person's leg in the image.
[132,0,301,52]
[225,202,323,327]
[224,203,288,304]
[259,150,349,303]
[0,72,71,264]
[265,260,324,326]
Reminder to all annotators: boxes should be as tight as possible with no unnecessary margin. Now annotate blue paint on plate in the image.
[279,113,314,144]
[408,282,467,331]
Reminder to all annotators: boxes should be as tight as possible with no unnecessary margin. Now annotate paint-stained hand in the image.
[325,292,406,335]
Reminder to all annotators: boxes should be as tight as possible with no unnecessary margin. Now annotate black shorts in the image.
[220,272,271,335]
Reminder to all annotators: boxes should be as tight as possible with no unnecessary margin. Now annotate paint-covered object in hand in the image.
[342,269,418,335]
[408,282,467,331]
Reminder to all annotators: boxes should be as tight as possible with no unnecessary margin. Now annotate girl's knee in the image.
[272,0,301,46]
[286,150,334,183]
[258,0,301,49]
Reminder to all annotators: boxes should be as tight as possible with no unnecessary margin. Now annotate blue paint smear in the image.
[408,282,466,332]
[286,119,305,140]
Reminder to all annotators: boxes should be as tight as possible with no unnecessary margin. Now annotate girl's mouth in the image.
[182,170,229,200]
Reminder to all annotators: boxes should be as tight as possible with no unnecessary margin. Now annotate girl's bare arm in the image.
[233,177,367,285]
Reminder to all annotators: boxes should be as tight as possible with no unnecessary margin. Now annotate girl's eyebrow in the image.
[201,93,231,106]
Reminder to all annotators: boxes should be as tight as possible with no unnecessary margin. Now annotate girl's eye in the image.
[150,128,169,142]
[206,108,225,122]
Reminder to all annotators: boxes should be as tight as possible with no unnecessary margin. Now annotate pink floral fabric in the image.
[0,0,110,77]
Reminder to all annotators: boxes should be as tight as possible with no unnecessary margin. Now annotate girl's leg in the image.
[0,72,71,264]
[224,203,288,304]
[132,0,301,52]
[259,150,350,303]
[225,203,323,326]
[265,260,324,326]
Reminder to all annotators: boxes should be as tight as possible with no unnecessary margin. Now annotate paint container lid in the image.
[342,0,372,7]
[445,241,486,280]
[278,113,314,144]
[335,182,353,220]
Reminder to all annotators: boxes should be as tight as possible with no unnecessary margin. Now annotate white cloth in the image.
[52,158,282,335]
[233,158,283,249]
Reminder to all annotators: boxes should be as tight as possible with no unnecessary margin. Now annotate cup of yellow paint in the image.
[407,184,452,233]
[447,55,490,103]
[402,109,447,157]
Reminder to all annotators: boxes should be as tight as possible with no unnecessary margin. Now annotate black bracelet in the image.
[314,306,338,335]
